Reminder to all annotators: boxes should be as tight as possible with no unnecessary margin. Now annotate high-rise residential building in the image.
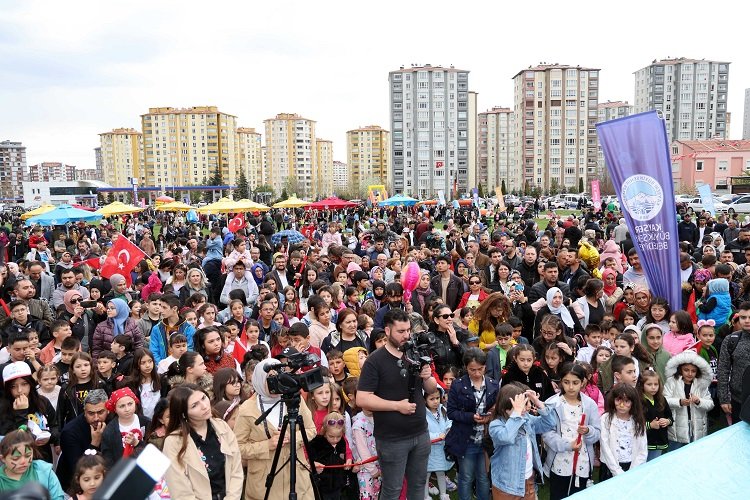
[315,139,334,199]
[389,64,474,199]
[0,140,27,200]
[99,128,143,187]
[28,162,77,182]
[94,147,104,181]
[141,106,238,187]
[744,89,750,139]
[634,57,730,141]
[477,107,517,193]
[236,127,264,190]
[512,64,600,192]
[347,125,389,190]
[596,101,633,178]
[263,113,317,198]
[75,168,100,181]
[332,161,349,193]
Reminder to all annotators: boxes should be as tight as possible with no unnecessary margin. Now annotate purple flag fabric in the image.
[596,111,681,310]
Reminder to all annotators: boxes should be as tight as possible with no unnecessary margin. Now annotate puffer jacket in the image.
[664,351,714,444]
[92,317,144,360]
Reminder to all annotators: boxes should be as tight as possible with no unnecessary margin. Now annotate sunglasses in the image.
[437,313,453,320]
[69,298,82,304]
[469,281,481,285]
[326,419,345,426]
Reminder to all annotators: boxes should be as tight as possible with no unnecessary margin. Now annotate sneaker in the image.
[445,478,457,492]
[428,482,439,496]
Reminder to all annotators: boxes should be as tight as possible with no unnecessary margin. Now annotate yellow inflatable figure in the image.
[578,239,602,279]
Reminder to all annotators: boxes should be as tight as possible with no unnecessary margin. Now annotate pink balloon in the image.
[400,261,421,303]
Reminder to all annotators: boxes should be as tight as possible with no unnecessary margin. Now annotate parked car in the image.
[685,197,729,213]
[725,195,750,214]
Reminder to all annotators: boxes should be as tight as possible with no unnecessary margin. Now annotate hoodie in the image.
[664,351,713,443]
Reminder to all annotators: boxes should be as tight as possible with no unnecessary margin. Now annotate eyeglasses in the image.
[326,419,345,426]
[437,313,453,320]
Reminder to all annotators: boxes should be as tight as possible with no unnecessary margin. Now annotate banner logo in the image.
[621,174,663,222]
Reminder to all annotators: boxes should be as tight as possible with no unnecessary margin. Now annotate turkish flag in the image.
[73,257,102,269]
[232,328,248,364]
[100,234,146,286]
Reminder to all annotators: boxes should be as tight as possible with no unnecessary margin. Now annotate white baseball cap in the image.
[3,361,31,383]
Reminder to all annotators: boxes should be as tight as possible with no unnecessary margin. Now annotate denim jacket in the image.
[541,393,602,477]
[488,405,556,496]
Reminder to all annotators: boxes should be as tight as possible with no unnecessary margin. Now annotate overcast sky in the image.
[2,0,748,172]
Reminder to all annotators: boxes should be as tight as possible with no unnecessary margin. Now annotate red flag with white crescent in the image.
[232,327,248,364]
[100,234,146,286]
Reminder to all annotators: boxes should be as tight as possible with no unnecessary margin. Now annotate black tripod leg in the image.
[297,414,322,500]
[263,416,291,500]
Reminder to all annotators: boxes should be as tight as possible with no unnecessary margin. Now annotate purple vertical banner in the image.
[596,111,681,310]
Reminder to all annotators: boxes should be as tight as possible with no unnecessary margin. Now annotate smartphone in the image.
[80,300,98,308]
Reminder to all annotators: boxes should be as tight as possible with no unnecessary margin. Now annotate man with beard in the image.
[358,308,436,500]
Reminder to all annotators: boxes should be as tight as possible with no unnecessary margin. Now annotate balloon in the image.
[400,261,421,303]
[228,214,245,233]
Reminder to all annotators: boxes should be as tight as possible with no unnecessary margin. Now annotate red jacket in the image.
[457,289,489,310]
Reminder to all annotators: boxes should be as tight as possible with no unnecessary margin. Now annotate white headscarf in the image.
[545,286,574,329]
[252,358,285,427]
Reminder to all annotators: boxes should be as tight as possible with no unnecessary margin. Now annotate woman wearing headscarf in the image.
[102,273,133,303]
[599,239,624,274]
[410,270,437,315]
[632,285,652,321]
[533,287,584,339]
[91,298,144,360]
[250,263,266,289]
[57,289,96,354]
[601,267,623,313]
[178,267,210,306]
[233,358,317,500]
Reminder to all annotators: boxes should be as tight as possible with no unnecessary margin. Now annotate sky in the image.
[1,0,748,173]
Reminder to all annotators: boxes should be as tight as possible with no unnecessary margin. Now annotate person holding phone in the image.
[445,348,499,500]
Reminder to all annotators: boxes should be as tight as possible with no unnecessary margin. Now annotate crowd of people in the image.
[0,201,747,500]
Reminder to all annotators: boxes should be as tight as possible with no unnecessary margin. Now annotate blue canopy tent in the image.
[26,204,104,226]
[378,194,419,207]
[571,423,750,499]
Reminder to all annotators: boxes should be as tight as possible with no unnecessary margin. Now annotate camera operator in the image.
[357,308,437,500]
[427,303,464,378]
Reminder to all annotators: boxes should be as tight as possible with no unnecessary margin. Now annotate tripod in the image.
[255,393,321,500]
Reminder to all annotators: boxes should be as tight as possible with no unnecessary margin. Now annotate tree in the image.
[235,170,250,200]
[97,192,106,207]
[209,168,224,198]
[578,177,585,194]
[188,186,203,205]
[477,182,485,198]
[549,179,561,196]
[284,176,306,199]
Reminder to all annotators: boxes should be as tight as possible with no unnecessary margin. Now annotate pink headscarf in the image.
[63,289,84,315]
[601,268,619,296]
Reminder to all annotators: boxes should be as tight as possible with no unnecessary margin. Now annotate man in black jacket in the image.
[528,261,570,304]
[514,245,540,288]
[57,389,109,489]
[430,255,466,311]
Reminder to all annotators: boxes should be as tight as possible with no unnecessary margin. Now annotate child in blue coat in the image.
[488,382,556,499]
[425,387,453,500]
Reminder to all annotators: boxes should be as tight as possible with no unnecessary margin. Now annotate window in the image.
[718,160,728,171]
[696,161,704,171]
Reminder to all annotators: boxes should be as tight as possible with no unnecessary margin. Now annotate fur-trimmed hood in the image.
[664,350,711,387]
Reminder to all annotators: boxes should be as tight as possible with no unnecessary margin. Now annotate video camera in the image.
[264,349,324,396]
[398,331,438,377]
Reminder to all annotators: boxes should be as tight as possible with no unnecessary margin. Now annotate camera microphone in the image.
[263,362,284,373]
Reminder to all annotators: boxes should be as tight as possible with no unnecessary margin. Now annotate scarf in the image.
[415,282,434,313]
[250,263,265,286]
[63,289,83,315]
[109,298,130,336]
[546,287,574,328]
[253,358,285,429]
[601,268,618,296]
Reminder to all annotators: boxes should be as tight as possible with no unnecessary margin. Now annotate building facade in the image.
[596,101,633,179]
[28,162,77,182]
[477,107,517,193]
[332,161,349,193]
[389,64,474,199]
[94,146,104,181]
[512,64,600,192]
[99,128,143,187]
[744,89,750,140]
[671,139,750,192]
[141,107,239,188]
[263,113,317,198]
[0,140,27,200]
[236,127,264,190]
[75,168,100,181]
[347,125,389,190]
[634,58,730,141]
[315,139,334,199]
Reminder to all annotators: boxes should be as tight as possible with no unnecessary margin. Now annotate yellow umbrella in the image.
[95,201,145,216]
[196,197,240,214]
[234,199,271,212]
[155,200,194,212]
[272,195,311,209]
[21,204,56,221]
